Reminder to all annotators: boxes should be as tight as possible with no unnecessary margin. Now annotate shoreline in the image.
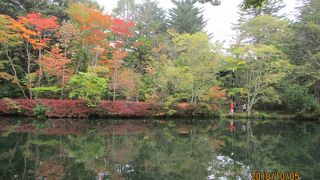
[0,98,319,122]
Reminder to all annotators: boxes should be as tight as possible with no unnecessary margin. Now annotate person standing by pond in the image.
[230,102,235,115]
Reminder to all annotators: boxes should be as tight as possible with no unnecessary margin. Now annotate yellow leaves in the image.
[88,66,109,78]
[0,15,22,46]
[0,72,18,84]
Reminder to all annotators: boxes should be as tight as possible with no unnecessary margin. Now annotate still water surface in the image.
[0,117,319,180]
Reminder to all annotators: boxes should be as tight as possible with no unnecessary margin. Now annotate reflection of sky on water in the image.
[207,155,250,180]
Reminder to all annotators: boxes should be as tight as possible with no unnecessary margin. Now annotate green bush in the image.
[163,96,177,115]
[67,72,107,100]
[32,104,49,119]
[283,85,319,113]
[194,102,212,116]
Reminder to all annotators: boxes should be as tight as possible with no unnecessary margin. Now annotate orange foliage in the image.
[0,15,25,45]
[37,47,73,84]
[67,3,112,49]
[16,13,59,50]
[202,86,226,103]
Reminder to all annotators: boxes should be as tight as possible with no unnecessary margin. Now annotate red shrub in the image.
[39,99,90,118]
[95,101,161,117]
[0,99,219,118]
[15,99,37,116]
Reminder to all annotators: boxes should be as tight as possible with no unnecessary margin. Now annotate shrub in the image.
[40,99,90,118]
[3,98,21,113]
[67,72,107,100]
[163,96,177,115]
[32,104,49,119]
[174,102,220,117]
[94,101,160,117]
[31,86,60,98]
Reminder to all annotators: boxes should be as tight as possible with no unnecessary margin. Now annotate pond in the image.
[0,117,319,180]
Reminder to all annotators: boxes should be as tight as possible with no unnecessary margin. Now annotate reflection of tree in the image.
[0,119,319,179]
[0,133,23,179]
[131,126,214,179]
[220,119,320,179]
[105,134,139,179]
[65,131,107,172]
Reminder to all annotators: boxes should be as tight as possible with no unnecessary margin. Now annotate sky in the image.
[96,0,301,46]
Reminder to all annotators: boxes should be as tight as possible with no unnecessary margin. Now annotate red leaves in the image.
[18,13,58,32]
[41,100,90,118]
[0,99,221,117]
[15,13,59,50]
[0,99,160,118]
[95,101,159,117]
[37,47,73,84]
[110,18,134,37]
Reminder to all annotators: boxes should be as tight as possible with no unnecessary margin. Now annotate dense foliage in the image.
[0,0,319,117]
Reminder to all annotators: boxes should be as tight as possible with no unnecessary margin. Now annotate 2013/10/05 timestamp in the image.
[251,172,300,180]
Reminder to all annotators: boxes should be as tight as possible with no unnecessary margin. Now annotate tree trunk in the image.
[60,66,65,99]
[5,47,28,98]
[113,66,118,101]
[26,43,33,99]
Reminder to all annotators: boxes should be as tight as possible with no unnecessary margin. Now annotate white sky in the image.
[96,0,300,46]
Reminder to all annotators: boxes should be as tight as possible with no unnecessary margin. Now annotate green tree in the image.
[168,0,207,34]
[282,0,320,102]
[241,0,285,18]
[67,72,107,100]
[232,45,291,116]
[154,32,219,105]
[135,0,168,36]
[240,15,291,46]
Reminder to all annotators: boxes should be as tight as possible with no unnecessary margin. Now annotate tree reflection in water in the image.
[0,117,319,179]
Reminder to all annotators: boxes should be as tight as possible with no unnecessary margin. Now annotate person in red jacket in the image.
[230,102,235,115]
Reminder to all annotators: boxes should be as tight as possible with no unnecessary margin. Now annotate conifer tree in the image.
[168,0,207,34]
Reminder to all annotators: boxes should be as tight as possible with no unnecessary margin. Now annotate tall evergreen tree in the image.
[135,0,168,36]
[168,0,207,34]
[285,0,320,100]
[233,0,285,45]
[244,0,285,18]
[113,0,136,20]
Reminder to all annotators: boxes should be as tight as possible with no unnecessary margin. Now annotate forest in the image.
[0,0,319,118]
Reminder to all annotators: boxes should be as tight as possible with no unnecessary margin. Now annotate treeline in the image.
[0,0,319,117]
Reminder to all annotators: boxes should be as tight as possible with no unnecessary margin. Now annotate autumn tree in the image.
[116,68,142,100]
[37,47,73,98]
[15,12,59,98]
[66,3,112,70]
[0,14,28,98]
[109,18,135,101]
[58,21,80,59]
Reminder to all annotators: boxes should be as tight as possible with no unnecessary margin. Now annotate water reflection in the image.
[0,118,319,179]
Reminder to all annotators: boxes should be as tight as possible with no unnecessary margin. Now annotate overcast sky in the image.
[96,0,301,46]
